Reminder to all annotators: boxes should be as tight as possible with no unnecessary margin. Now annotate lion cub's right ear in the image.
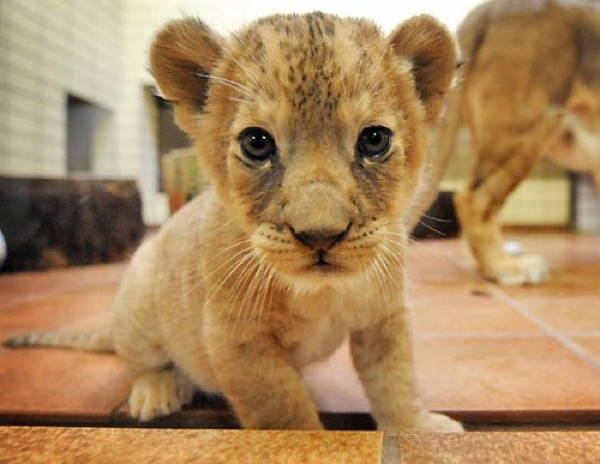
[150,18,224,133]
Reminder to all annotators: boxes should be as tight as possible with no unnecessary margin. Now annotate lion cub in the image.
[6,12,461,432]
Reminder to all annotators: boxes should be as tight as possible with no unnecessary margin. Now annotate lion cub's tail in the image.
[3,322,114,352]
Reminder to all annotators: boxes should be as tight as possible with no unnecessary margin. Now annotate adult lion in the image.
[442,0,600,285]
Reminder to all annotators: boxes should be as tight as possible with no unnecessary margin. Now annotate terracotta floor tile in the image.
[414,337,600,414]
[395,431,600,464]
[572,337,600,363]
[409,244,477,286]
[0,286,115,340]
[303,340,369,413]
[513,233,600,269]
[411,294,542,334]
[558,268,600,293]
[0,270,126,418]
[306,334,600,419]
[0,349,130,416]
[0,427,383,464]
[410,268,474,286]
[502,278,598,300]
[408,281,490,301]
[513,296,600,333]
[0,263,125,310]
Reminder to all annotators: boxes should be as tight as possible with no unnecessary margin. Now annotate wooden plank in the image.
[0,427,383,464]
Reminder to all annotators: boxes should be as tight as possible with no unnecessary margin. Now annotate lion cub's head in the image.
[151,12,455,287]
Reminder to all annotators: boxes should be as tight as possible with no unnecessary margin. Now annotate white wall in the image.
[0,0,122,177]
[148,0,481,35]
[576,176,600,232]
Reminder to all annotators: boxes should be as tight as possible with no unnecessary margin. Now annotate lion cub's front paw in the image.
[413,412,464,433]
[483,253,549,286]
[390,410,465,433]
[395,411,464,433]
[128,369,194,421]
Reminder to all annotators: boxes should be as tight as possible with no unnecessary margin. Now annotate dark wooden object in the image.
[412,191,460,240]
[0,176,144,272]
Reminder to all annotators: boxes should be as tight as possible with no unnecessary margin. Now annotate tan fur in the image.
[441,0,600,285]
[5,12,461,432]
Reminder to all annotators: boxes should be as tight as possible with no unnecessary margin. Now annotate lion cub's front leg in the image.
[206,316,322,430]
[351,310,463,433]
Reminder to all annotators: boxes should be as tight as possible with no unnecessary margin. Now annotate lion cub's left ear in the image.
[389,15,457,124]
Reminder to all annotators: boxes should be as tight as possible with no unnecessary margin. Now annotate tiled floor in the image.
[2,427,600,463]
[0,427,384,463]
[0,231,599,428]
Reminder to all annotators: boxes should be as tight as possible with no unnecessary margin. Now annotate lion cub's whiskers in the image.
[204,239,254,266]
[227,53,264,91]
[204,248,257,307]
[196,72,254,98]
[226,250,274,326]
[228,96,252,104]
[417,220,447,237]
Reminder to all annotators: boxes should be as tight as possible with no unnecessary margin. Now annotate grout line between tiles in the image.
[490,287,600,370]
[381,433,400,464]
[564,331,600,337]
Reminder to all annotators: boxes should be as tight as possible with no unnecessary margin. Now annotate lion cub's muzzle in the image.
[283,182,353,254]
[291,223,350,252]
[291,222,351,269]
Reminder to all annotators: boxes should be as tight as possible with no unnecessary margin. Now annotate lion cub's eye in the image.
[239,127,277,161]
[357,126,392,160]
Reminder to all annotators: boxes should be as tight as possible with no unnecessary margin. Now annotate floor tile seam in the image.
[381,433,400,464]
[561,331,600,338]
[490,287,600,370]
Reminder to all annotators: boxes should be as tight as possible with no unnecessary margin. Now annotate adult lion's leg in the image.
[593,171,600,195]
[455,128,550,285]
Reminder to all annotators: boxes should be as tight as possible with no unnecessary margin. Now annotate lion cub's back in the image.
[112,190,214,343]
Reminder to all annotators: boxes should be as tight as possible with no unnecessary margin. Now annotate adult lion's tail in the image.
[430,82,465,201]
[3,321,114,352]
[407,81,465,231]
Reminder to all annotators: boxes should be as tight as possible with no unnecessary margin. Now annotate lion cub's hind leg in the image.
[128,367,195,421]
[112,313,195,421]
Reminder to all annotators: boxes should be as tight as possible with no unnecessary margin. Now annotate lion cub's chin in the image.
[277,269,364,293]
[277,261,368,293]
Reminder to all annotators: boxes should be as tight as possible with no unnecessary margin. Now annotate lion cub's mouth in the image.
[307,251,341,273]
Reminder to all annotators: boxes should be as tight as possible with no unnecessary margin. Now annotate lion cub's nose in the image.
[294,227,349,251]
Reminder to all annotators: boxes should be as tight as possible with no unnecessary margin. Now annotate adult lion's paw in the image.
[484,253,549,286]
